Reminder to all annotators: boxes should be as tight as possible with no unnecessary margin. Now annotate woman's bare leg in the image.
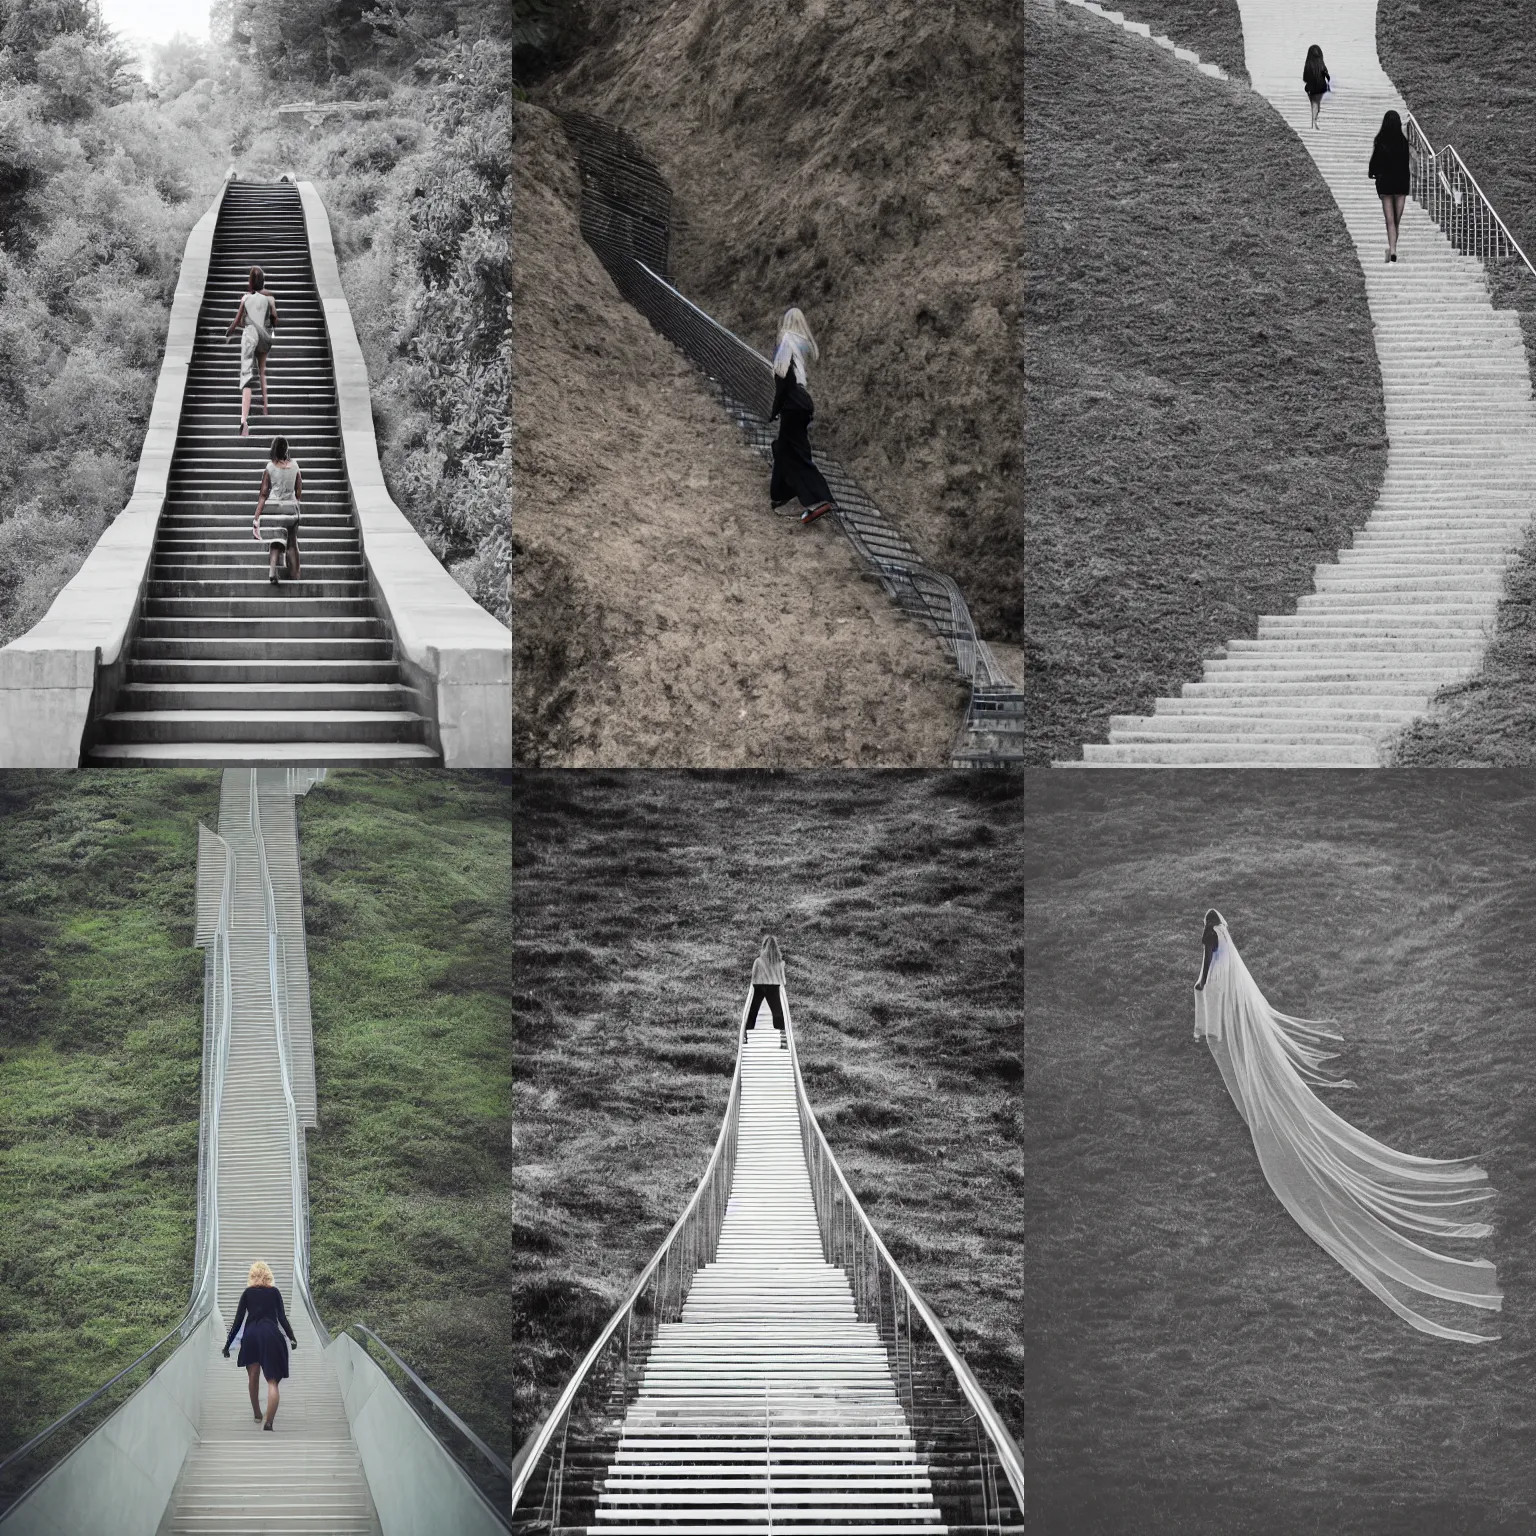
[1390,194,1406,256]
[1381,195,1396,256]
[286,529,300,581]
[270,542,283,583]
[240,385,252,435]
[258,356,269,416]
[263,1377,279,1429]
[1310,96,1320,129]
[246,1364,261,1419]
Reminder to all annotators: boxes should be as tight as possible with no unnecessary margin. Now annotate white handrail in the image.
[1404,111,1536,280]
[781,993,1026,1517]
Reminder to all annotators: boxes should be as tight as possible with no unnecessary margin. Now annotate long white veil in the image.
[1195,915,1500,1343]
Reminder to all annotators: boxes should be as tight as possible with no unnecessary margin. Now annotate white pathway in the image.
[1070,0,1536,765]
[590,1026,943,1534]
[161,770,379,1536]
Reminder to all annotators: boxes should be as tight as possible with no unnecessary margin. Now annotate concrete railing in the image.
[329,1332,507,1536]
[295,182,511,768]
[0,1315,217,1536]
[0,185,227,767]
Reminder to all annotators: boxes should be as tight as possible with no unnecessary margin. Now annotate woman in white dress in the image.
[225,265,278,437]
[1193,909,1500,1342]
[252,435,302,585]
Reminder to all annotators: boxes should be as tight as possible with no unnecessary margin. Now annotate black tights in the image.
[745,984,785,1032]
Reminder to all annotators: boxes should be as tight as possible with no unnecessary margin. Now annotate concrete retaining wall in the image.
[0,186,227,768]
[328,1332,505,1536]
[296,182,512,769]
[0,1317,213,1536]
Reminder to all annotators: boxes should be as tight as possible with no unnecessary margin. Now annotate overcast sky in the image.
[98,0,212,59]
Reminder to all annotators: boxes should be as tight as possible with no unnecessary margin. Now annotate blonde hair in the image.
[248,1261,275,1288]
[778,307,819,362]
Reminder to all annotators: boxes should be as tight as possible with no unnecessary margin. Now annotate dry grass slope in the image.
[541,0,1022,650]
[511,102,965,766]
[1024,2,1387,763]
[1025,773,1536,1535]
[510,772,1023,1453]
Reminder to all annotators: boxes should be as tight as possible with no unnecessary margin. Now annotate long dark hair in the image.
[1374,110,1407,152]
[270,436,289,461]
[248,265,265,292]
[1305,43,1324,66]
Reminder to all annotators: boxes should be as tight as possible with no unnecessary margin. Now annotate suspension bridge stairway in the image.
[1064,5,1536,766]
[591,1027,942,1534]
[160,770,380,1535]
[87,180,436,765]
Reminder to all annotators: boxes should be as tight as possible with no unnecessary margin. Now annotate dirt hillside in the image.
[538,0,1022,651]
[511,101,965,766]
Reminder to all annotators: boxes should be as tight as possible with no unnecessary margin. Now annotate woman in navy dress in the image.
[222,1260,298,1430]
[769,308,837,526]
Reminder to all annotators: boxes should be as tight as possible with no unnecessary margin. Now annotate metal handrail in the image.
[780,994,1025,1526]
[1404,112,1536,279]
[508,1041,745,1524]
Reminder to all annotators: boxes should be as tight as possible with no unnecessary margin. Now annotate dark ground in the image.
[1024,771,1536,1535]
[510,771,1024,1453]
[1023,1,1386,763]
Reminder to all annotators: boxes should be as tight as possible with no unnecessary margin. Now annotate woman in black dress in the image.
[222,1260,298,1430]
[769,308,837,527]
[1368,111,1412,263]
[1302,45,1330,131]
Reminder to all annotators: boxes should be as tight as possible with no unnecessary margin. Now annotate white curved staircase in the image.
[1067,0,1536,766]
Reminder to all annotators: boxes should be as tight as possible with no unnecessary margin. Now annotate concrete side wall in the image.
[328,1333,505,1536]
[295,181,512,769]
[0,185,227,767]
[0,1317,214,1536]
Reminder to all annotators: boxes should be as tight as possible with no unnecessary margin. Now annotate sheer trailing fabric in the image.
[1195,916,1500,1343]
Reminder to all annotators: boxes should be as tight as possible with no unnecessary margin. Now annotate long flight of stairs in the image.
[585,1026,945,1534]
[89,181,436,765]
[1063,5,1536,766]
[160,771,380,1535]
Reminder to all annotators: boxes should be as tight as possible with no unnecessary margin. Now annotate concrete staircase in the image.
[1064,3,1536,766]
[159,770,380,1535]
[588,1026,943,1534]
[89,181,436,765]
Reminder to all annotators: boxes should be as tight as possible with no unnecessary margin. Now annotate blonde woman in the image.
[222,1260,298,1430]
[743,936,788,1048]
[769,308,837,526]
[224,265,277,437]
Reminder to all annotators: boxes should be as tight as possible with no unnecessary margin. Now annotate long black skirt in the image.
[236,1316,290,1382]
[770,405,833,511]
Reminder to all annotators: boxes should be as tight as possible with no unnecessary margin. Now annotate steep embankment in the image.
[1377,0,1536,763]
[1023,0,1387,763]
[540,0,1022,657]
[511,772,1025,1453]
[511,101,965,767]
[0,72,226,646]
[0,772,216,1485]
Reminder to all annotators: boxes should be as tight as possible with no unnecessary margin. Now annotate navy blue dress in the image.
[769,360,834,512]
[225,1285,296,1382]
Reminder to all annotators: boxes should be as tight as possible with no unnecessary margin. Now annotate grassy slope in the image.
[511,772,1024,1451]
[0,771,218,1462]
[1087,0,1250,81]
[1024,3,1386,763]
[298,770,513,1459]
[1378,1,1536,763]
[1025,773,1536,1535]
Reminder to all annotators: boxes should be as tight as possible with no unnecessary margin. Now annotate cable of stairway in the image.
[0,176,511,768]
[510,967,1023,1534]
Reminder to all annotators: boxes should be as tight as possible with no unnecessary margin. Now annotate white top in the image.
[772,334,813,389]
[265,459,300,506]
[244,292,273,334]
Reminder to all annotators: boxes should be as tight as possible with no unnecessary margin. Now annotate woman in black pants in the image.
[744,936,788,1048]
[1369,111,1412,263]
[222,1260,298,1430]
[769,308,837,526]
